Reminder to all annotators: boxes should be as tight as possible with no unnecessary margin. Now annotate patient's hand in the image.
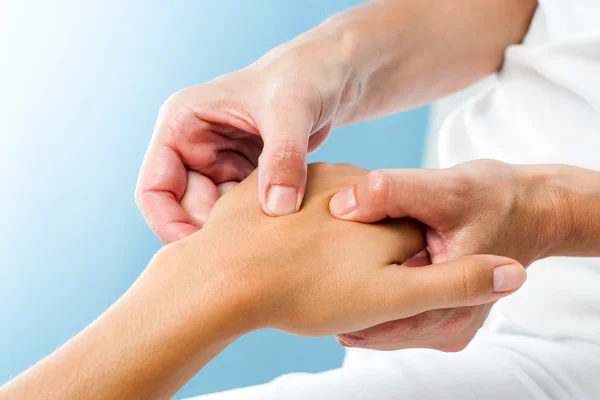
[162,163,524,338]
[0,163,527,400]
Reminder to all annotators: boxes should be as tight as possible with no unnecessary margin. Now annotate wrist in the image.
[302,1,431,124]
[143,238,263,338]
[515,165,575,261]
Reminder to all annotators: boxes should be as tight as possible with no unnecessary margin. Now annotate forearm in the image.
[309,0,537,124]
[0,245,246,400]
[520,164,600,260]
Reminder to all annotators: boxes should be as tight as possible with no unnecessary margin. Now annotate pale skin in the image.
[135,0,600,351]
[7,2,600,398]
[0,163,526,399]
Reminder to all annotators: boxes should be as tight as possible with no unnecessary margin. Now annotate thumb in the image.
[329,168,456,224]
[377,255,526,319]
[257,101,313,217]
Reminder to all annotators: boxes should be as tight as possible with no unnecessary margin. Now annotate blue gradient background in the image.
[0,1,428,398]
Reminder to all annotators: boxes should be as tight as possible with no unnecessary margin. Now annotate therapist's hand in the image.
[135,35,355,243]
[330,159,549,351]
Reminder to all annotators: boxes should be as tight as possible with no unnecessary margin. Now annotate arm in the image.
[0,250,245,400]
[328,161,600,351]
[1,163,525,399]
[297,0,538,124]
[137,0,538,240]
[330,161,600,264]
[519,164,600,259]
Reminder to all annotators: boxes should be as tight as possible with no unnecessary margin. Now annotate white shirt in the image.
[438,0,600,343]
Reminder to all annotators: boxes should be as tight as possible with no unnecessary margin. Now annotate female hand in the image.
[329,159,557,350]
[135,0,537,245]
[0,163,527,400]
[135,31,358,243]
[161,162,526,337]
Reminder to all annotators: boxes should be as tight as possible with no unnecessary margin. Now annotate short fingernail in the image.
[266,185,298,216]
[329,186,356,216]
[493,264,526,292]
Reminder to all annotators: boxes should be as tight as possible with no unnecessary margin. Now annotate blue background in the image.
[0,1,428,398]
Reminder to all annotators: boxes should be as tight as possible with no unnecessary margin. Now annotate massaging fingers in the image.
[329,168,459,225]
[370,255,526,320]
[256,96,315,217]
[136,142,204,243]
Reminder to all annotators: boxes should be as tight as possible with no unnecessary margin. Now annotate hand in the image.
[135,33,357,243]
[330,159,544,350]
[161,162,526,337]
[1,163,526,400]
[135,0,537,245]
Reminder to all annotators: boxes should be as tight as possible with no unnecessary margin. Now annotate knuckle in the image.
[440,308,475,334]
[159,88,187,116]
[456,258,490,304]
[157,90,200,141]
[164,107,197,140]
[458,261,481,303]
[265,143,306,172]
[365,170,396,208]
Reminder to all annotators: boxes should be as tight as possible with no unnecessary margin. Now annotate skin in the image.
[135,0,538,351]
[330,161,600,349]
[136,0,538,241]
[136,0,598,352]
[0,164,526,399]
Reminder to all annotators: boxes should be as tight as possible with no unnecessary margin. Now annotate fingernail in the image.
[493,264,525,292]
[329,186,356,216]
[266,185,298,216]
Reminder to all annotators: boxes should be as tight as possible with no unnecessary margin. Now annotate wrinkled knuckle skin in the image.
[459,261,484,304]
[365,171,394,208]
[440,308,475,334]
[267,144,306,172]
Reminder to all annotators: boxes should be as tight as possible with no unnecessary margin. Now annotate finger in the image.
[378,255,526,318]
[217,181,238,195]
[256,98,313,216]
[136,143,201,243]
[180,170,220,227]
[329,168,457,224]
[336,305,489,352]
[335,309,450,350]
[198,150,256,184]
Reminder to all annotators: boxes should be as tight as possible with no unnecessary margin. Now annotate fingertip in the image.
[257,140,307,216]
[329,186,356,218]
[262,185,299,216]
[493,262,527,293]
